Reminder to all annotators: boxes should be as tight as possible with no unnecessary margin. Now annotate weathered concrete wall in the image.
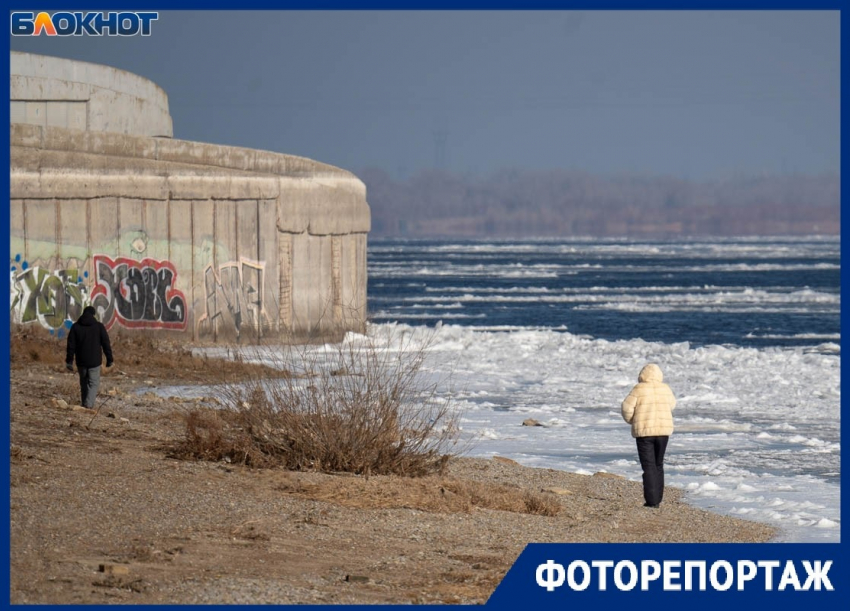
[10,123,370,343]
[10,51,173,137]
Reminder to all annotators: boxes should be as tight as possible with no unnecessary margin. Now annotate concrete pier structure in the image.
[11,51,172,137]
[10,52,370,343]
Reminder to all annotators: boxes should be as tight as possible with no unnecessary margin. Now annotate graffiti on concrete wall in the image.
[10,255,90,337]
[197,259,265,339]
[11,252,272,337]
[90,255,188,330]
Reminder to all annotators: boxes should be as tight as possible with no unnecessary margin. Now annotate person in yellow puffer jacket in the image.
[621,363,677,508]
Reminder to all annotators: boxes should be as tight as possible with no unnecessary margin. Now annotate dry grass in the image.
[272,472,561,517]
[10,327,66,367]
[55,374,82,407]
[112,333,284,381]
[10,326,282,382]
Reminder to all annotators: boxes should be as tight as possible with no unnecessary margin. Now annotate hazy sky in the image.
[9,10,840,180]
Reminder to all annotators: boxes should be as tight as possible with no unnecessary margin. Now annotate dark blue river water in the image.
[367,237,840,350]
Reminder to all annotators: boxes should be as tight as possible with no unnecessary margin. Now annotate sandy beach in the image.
[9,332,776,605]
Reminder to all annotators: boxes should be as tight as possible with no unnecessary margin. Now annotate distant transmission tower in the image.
[433,131,448,170]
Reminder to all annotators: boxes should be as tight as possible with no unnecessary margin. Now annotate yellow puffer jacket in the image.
[621,363,677,438]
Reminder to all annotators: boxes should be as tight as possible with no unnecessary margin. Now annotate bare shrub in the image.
[173,409,274,467]
[178,326,464,477]
[182,410,230,461]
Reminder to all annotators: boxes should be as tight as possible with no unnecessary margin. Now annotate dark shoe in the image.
[644,503,660,508]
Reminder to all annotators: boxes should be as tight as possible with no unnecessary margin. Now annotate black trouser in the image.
[636,436,669,506]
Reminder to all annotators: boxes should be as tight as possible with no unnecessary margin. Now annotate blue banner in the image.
[488,543,845,609]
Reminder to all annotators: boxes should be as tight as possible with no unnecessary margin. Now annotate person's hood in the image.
[638,363,663,383]
[78,310,96,326]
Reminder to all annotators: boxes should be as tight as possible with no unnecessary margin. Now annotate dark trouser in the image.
[636,436,669,506]
[77,365,101,409]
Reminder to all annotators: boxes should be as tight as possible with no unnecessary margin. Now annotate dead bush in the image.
[172,409,275,467]
[177,326,463,477]
[182,410,229,461]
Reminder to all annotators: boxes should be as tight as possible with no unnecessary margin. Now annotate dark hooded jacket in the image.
[66,307,113,369]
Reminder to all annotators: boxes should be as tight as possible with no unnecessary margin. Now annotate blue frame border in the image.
[4,3,845,610]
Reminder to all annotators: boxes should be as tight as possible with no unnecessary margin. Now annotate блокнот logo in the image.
[11,12,158,36]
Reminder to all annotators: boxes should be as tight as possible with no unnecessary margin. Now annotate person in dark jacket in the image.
[66,306,114,409]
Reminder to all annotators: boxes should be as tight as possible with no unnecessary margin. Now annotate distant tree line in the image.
[359,168,840,238]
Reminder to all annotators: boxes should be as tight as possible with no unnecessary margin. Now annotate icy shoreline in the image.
[176,322,839,542]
